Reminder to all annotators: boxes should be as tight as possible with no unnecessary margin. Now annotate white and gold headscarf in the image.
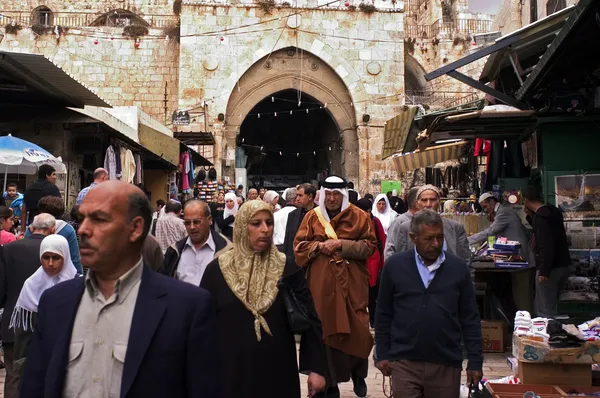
[218,200,286,341]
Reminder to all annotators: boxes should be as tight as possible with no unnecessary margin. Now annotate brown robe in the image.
[294,204,377,359]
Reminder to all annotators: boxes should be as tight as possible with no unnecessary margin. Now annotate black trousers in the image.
[368,285,379,327]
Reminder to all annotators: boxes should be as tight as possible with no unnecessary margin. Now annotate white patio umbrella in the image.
[0,134,66,193]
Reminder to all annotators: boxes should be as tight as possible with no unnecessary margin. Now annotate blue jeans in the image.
[534,267,569,318]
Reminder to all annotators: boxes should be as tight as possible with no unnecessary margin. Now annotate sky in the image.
[469,0,503,14]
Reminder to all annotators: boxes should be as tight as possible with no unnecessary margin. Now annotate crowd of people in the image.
[0,165,573,398]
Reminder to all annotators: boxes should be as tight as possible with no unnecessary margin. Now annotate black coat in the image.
[0,234,46,343]
[281,208,308,259]
[531,204,571,276]
[200,256,326,398]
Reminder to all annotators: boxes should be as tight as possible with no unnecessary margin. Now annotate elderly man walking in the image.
[376,210,483,398]
[21,181,220,397]
[156,199,187,253]
[0,213,56,398]
[384,185,471,266]
[295,176,377,398]
[160,199,232,284]
[76,168,108,205]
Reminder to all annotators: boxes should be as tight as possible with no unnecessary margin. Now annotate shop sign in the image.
[381,180,401,194]
[172,110,190,126]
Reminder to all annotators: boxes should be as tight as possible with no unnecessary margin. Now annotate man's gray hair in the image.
[407,187,420,210]
[285,188,297,203]
[30,213,56,231]
[410,209,443,236]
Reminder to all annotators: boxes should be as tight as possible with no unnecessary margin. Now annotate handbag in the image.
[278,277,313,334]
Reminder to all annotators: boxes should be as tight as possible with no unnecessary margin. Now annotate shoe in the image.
[352,377,367,398]
[327,386,341,398]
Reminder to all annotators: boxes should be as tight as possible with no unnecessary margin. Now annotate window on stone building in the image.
[32,6,53,26]
[90,9,149,27]
[546,0,566,15]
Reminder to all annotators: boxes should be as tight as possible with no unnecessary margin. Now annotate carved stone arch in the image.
[404,54,431,92]
[90,9,149,27]
[225,46,359,182]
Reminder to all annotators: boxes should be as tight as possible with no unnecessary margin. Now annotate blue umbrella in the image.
[0,134,65,192]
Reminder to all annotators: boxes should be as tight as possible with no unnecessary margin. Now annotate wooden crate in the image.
[486,384,561,394]
[518,361,592,386]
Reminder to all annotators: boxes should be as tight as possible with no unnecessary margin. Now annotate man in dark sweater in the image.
[523,186,571,318]
[21,164,61,227]
[375,209,483,397]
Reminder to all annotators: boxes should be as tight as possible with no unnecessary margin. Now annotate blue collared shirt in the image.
[76,182,98,205]
[414,248,446,288]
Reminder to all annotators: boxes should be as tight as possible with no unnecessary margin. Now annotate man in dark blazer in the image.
[282,183,316,258]
[0,213,56,398]
[22,181,220,398]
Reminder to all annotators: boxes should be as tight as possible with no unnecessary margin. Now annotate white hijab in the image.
[372,194,397,233]
[263,190,280,210]
[10,234,77,331]
[223,192,239,227]
[317,187,350,222]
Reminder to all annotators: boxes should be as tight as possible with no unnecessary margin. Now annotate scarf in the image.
[10,235,77,331]
[371,193,397,233]
[218,200,286,341]
[263,190,280,210]
[222,192,239,227]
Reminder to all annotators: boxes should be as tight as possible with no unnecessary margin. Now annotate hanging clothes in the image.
[120,148,136,184]
[187,153,195,191]
[134,154,143,185]
[114,143,122,179]
[103,145,117,180]
[180,152,190,192]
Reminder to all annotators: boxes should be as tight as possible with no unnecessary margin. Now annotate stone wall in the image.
[0,27,180,122]
[177,3,407,193]
[492,0,579,35]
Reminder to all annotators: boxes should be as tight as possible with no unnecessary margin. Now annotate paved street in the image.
[299,350,512,398]
[0,351,511,397]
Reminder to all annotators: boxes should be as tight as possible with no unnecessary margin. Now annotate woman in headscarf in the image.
[371,193,397,234]
[201,201,327,398]
[217,192,238,240]
[356,199,386,328]
[263,190,281,212]
[10,235,77,376]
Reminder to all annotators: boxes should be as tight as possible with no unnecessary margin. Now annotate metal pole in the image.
[2,167,7,193]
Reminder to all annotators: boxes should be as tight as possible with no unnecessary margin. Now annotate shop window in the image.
[32,6,53,26]
[546,0,566,15]
[90,9,149,27]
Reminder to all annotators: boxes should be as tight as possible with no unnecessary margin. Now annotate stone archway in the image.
[225,47,359,182]
[404,54,431,92]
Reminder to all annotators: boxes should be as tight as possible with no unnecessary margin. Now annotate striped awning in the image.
[392,141,468,173]
[382,106,419,160]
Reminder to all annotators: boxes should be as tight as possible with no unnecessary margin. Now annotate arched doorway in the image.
[239,89,341,188]
[404,54,430,92]
[225,47,358,187]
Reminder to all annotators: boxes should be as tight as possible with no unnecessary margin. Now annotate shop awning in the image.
[391,141,468,174]
[0,51,110,108]
[382,106,419,160]
[417,106,537,150]
[516,0,600,101]
[174,131,215,146]
[68,106,179,167]
[423,6,574,109]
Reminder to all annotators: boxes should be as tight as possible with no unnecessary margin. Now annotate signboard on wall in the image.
[381,180,401,194]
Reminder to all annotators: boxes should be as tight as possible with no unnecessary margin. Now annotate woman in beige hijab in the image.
[200,200,326,398]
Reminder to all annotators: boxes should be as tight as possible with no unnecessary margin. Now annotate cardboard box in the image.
[482,320,505,352]
[517,361,592,386]
[513,334,600,364]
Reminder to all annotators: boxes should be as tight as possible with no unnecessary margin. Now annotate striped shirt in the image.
[76,183,98,206]
[155,212,187,253]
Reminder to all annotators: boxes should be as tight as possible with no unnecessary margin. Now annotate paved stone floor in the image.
[299,351,513,398]
[0,352,511,398]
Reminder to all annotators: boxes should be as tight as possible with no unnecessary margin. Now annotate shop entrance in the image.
[239,89,341,188]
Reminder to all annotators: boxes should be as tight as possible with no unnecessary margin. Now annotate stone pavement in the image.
[0,352,511,398]
[300,351,513,398]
